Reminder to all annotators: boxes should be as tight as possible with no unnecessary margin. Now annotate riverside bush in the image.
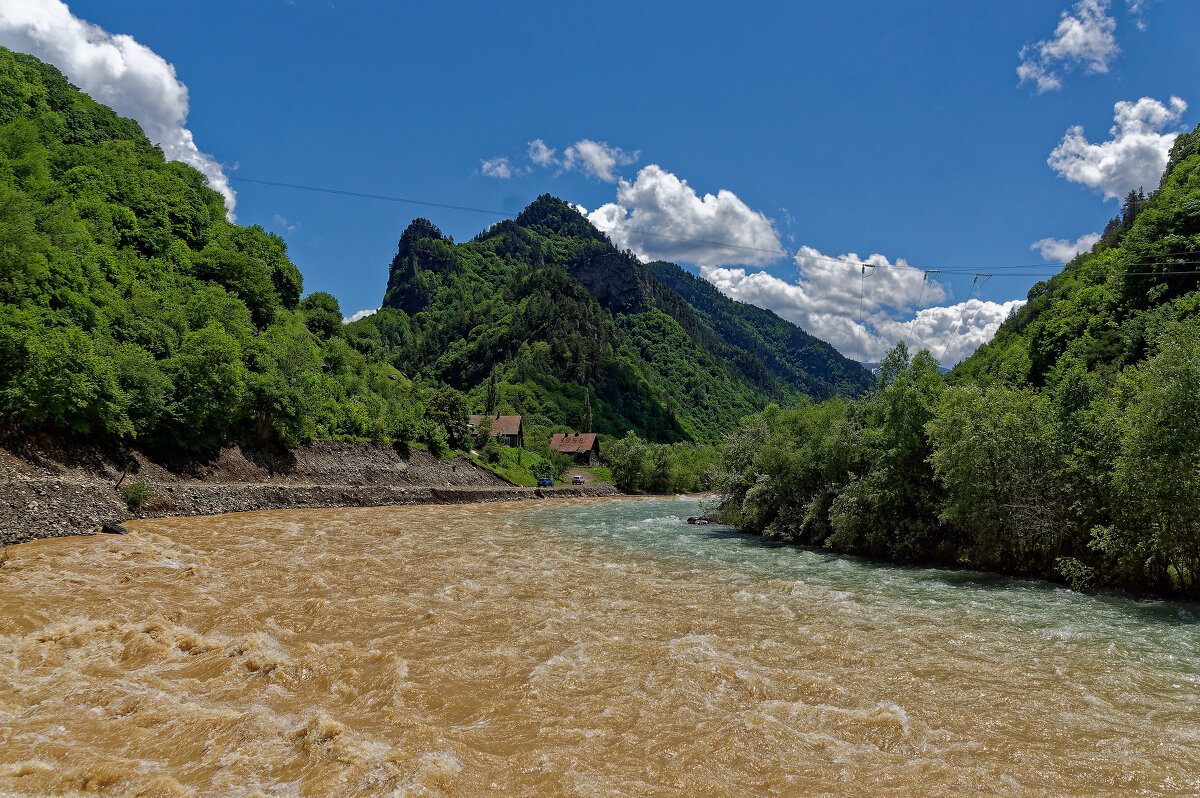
[120,479,150,511]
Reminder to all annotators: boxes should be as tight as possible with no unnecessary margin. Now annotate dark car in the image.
[536,477,554,487]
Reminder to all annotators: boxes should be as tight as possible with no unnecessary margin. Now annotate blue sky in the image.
[2,0,1197,363]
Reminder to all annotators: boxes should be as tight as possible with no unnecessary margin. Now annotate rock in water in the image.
[100,523,130,535]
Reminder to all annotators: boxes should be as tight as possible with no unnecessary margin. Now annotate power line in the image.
[231,176,790,258]
[230,177,510,217]
[230,176,1200,279]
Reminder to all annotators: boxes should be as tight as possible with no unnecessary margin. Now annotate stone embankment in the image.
[0,435,618,546]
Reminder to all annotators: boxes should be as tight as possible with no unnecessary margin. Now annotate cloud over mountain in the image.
[699,251,1020,366]
[1048,95,1187,199]
[0,0,236,218]
[586,165,784,268]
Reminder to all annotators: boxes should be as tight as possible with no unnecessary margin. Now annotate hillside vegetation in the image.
[379,195,871,444]
[715,125,1200,598]
[0,47,429,452]
[0,47,868,474]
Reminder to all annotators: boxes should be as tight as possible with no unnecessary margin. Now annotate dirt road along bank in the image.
[0,435,618,546]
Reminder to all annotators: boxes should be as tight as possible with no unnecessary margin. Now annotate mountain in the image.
[379,195,873,442]
[713,122,1200,598]
[0,47,421,451]
[0,45,867,462]
[951,124,1200,388]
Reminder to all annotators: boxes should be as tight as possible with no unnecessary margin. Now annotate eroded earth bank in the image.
[0,434,616,545]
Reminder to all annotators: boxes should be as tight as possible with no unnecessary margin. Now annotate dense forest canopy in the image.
[715,125,1200,599]
[0,48,868,466]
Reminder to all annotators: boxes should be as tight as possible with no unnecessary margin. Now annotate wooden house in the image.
[549,432,600,466]
[468,414,524,448]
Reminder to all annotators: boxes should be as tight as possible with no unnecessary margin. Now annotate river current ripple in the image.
[1,497,1198,796]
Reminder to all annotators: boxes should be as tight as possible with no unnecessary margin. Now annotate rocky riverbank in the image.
[0,434,619,545]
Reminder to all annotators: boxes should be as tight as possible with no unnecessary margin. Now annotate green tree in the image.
[826,343,945,560]
[484,367,498,415]
[107,341,172,437]
[188,245,278,328]
[426,385,469,449]
[1101,322,1200,593]
[388,401,422,446]
[927,384,1068,573]
[164,324,247,449]
[0,320,132,436]
[473,414,493,449]
[299,291,343,339]
[606,431,650,492]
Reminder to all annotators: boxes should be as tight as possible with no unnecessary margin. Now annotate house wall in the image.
[571,449,599,466]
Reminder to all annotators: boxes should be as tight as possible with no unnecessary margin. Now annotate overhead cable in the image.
[230,176,1200,279]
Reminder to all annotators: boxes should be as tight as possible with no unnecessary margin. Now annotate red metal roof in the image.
[468,414,523,437]
[549,432,598,454]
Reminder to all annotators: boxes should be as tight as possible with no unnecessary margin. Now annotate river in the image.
[1,497,1198,796]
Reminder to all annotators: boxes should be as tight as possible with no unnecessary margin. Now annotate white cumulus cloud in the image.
[0,0,236,218]
[792,247,946,315]
[562,139,639,183]
[870,300,1026,366]
[527,137,639,182]
[528,139,557,167]
[1031,232,1101,262]
[700,249,1020,366]
[1048,95,1187,199]
[343,308,378,325]
[480,156,514,179]
[1018,0,1118,93]
[588,165,784,268]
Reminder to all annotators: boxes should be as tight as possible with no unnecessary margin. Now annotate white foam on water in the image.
[3,497,1200,796]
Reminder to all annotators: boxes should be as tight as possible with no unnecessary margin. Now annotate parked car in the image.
[536,476,554,487]
[571,475,585,485]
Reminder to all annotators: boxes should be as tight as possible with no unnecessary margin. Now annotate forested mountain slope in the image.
[0,47,419,450]
[0,47,868,458]
[952,125,1200,387]
[716,123,1200,598]
[646,259,870,398]
[381,195,872,442]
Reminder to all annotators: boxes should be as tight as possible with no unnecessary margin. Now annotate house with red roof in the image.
[549,432,600,466]
[468,414,524,448]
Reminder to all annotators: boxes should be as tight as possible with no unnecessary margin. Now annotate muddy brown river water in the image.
[1,497,1198,796]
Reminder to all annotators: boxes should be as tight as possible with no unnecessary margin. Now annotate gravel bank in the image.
[0,435,618,545]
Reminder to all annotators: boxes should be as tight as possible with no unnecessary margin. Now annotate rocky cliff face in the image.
[566,251,655,315]
[381,218,456,315]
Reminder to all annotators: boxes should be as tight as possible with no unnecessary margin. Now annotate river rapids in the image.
[1,497,1198,796]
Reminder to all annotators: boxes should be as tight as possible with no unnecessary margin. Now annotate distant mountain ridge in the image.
[380,195,872,442]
